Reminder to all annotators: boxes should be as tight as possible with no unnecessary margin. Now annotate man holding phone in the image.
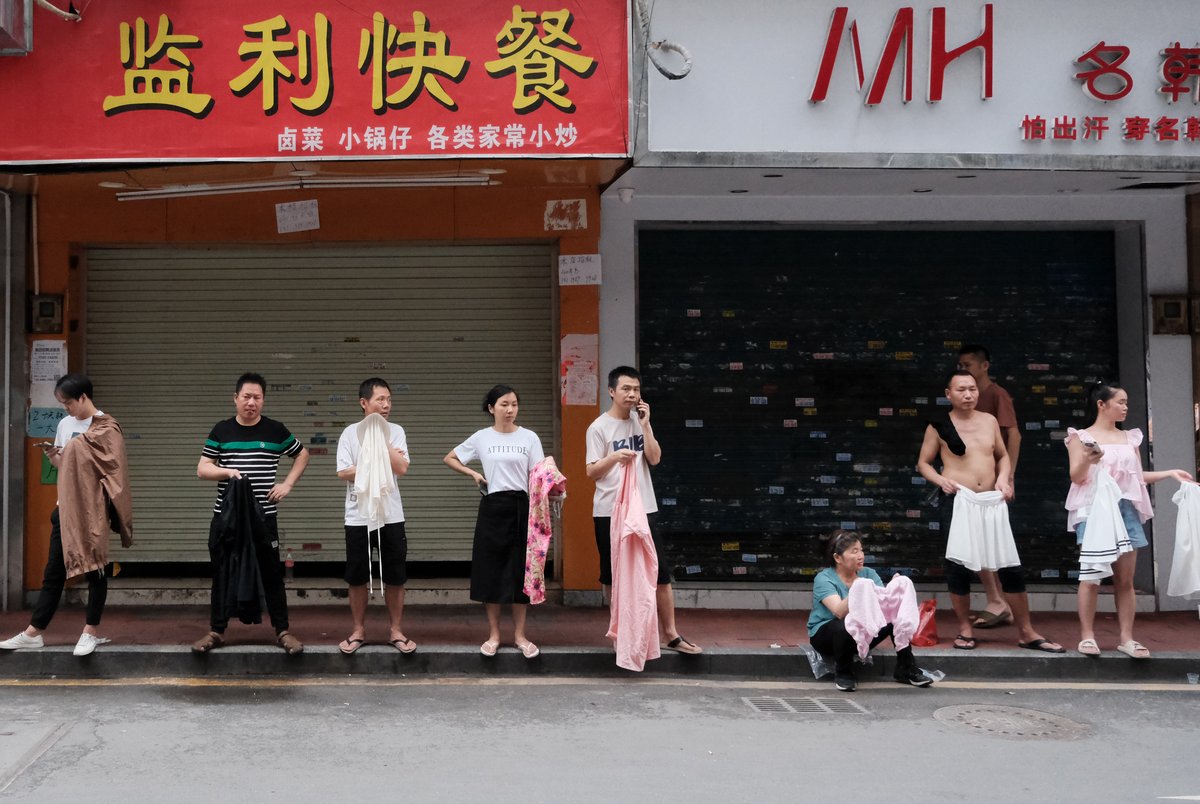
[585,366,702,654]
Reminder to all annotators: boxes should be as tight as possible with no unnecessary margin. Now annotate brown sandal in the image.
[277,631,304,655]
[192,631,225,653]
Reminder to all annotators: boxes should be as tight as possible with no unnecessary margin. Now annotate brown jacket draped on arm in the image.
[57,414,134,579]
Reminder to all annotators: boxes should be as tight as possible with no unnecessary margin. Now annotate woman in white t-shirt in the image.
[444,384,545,659]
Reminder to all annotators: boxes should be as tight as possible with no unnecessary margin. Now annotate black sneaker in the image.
[894,665,934,687]
[834,672,857,692]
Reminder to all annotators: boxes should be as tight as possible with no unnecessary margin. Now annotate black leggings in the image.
[810,619,914,675]
[30,508,108,630]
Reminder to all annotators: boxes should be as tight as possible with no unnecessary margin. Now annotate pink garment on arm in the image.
[843,575,919,660]
[604,459,661,672]
[524,457,566,605]
[1063,427,1153,530]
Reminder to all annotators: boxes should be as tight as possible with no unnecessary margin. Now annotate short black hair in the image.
[946,368,975,388]
[608,365,641,390]
[482,384,518,414]
[358,377,390,401]
[54,373,93,402]
[236,372,267,395]
[958,343,991,362]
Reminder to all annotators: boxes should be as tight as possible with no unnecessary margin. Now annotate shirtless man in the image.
[917,370,1064,653]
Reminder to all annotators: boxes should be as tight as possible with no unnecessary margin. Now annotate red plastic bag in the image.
[910,598,939,647]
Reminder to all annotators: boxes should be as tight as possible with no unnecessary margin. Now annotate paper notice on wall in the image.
[30,339,66,408]
[28,407,66,438]
[560,334,598,406]
[276,199,320,234]
[558,254,601,286]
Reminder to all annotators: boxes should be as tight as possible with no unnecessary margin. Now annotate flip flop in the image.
[1116,640,1150,659]
[516,640,540,659]
[389,637,417,654]
[665,636,703,655]
[1077,638,1101,656]
[972,610,1014,629]
[339,637,364,655]
[953,634,976,650]
[1018,638,1066,654]
[480,639,499,657]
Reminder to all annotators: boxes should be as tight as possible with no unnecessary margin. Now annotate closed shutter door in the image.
[86,245,555,563]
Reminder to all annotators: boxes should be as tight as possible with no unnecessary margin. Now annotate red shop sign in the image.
[0,1,629,163]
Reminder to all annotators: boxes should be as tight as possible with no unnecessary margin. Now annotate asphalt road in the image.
[1,676,1196,802]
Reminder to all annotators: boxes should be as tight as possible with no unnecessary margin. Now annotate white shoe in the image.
[0,632,43,650]
[73,633,110,657]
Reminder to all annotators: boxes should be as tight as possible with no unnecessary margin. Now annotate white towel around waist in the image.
[944,486,1022,572]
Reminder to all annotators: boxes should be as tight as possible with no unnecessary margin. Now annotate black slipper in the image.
[1017,638,1066,654]
[953,634,977,650]
[339,638,364,655]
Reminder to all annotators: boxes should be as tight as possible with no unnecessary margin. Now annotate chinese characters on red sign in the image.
[0,1,627,161]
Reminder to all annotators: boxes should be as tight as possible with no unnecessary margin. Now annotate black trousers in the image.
[810,618,914,675]
[208,513,289,633]
[30,508,108,630]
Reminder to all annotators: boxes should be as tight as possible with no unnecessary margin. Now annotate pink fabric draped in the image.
[844,575,919,660]
[604,458,661,672]
[524,457,566,605]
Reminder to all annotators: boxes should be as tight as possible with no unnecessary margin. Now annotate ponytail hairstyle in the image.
[821,529,862,567]
[1082,381,1125,429]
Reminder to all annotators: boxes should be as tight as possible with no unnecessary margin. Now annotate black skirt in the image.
[470,490,530,604]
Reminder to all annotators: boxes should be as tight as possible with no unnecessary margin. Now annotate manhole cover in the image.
[743,696,869,715]
[933,705,1088,740]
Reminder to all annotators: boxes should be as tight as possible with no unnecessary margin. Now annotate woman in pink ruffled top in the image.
[1065,382,1193,659]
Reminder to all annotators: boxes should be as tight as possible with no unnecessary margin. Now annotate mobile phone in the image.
[636,402,646,419]
[478,479,488,496]
[34,442,55,450]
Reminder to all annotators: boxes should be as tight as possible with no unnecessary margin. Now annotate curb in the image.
[1,647,1197,682]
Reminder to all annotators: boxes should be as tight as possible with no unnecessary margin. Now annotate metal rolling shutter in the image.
[86,244,555,563]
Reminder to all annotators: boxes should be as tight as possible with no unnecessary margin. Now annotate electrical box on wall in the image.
[28,294,64,334]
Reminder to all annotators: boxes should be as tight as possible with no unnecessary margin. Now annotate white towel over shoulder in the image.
[945,487,1021,572]
[1169,482,1200,598]
[353,413,398,533]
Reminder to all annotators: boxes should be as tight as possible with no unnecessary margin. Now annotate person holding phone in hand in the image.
[1,374,130,657]
[1065,381,1194,658]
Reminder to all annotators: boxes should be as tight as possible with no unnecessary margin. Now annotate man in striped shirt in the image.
[193,372,310,654]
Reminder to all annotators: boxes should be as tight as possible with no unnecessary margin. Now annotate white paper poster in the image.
[560,333,599,406]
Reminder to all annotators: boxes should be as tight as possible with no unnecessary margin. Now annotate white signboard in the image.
[558,254,602,286]
[648,0,1200,158]
[276,199,320,234]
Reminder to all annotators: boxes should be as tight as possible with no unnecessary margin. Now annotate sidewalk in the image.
[2,603,1198,682]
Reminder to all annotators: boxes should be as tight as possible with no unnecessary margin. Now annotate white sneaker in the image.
[0,632,44,650]
[72,633,110,657]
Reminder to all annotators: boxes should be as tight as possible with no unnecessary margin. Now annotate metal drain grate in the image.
[743,696,870,715]
[933,705,1088,740]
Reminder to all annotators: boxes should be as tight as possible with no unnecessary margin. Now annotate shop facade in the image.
[600,0,1199,609]
[0,0,630,607]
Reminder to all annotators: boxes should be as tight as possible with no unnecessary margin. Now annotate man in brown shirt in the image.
[957,344,1019,628]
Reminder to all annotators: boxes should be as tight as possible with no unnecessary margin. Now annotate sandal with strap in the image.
[1077,638,1101,656]
[192,631,225,654]
[277,631,304,655]
[1116,640,1150,659]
